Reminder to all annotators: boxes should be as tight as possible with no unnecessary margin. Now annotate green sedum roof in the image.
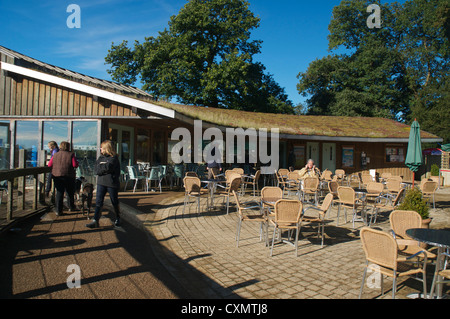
[157,101,440,140]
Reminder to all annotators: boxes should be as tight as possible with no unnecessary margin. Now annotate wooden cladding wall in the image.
[1,56,140,118]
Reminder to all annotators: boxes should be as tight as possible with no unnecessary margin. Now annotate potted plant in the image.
[397,187,432,228]
[429,164,440,185]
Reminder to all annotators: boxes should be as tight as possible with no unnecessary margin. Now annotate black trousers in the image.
[93,184,120,221]
[53,176,75,213]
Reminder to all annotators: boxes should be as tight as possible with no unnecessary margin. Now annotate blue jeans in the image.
[93,184,119,221]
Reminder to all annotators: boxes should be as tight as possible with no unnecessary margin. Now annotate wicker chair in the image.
[386,178,402,196]
[275,170,288,191]
[380,172,392,181]
[361,174,375,189]
[242,170,261,197]
[368,188,405,225]
[389,210,436,260]
[335,186,365,228]
[214,175,242,214]
[359,227,428,299]
[430,252,450,299]
[231,167,244,175]
[320,169,333,182]
[421,180,438,209]
[261,186,283,217]
[233,190,267,247]
[299,176,319,205]
[285,171,300,197]
[334,169,347,185]
[278,168,290,178]
[328,181,339,201]
[269,199,303,257]
[348,173,361,188]
[389,175,403,183]
[365,182,385,205]
[300,193,333,247]
[183,176,210,214]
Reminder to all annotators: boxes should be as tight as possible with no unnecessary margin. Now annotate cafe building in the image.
[0,45,443,184]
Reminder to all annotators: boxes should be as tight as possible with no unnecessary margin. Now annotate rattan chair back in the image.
[360,227,397,270]
[361,174,374,185]
[321,169,333,181]
[367,182,384,194]
[320,193,334,212]
[389,176,403,183]
[261,186,283,201]
[421,181,437,195]
[381,172,392,179]
[274,199,303,224]
[184,176,201,194]
[278,168,289,177]
[303,177,319,190]
[389,210,422,240]
[328,180,339,194]
[386,179,401,193]
[337,186,355,205]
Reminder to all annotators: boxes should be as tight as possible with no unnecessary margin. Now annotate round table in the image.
[406,228,450,299]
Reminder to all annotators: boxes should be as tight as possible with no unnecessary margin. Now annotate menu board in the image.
[342,146,354,168]
[386,146,405,163]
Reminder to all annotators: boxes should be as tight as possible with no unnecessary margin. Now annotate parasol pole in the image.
[412,118,417,188]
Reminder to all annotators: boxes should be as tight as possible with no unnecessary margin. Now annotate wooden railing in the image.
[0,149,50,221]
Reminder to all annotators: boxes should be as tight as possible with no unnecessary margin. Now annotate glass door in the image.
[108,123,134,172]
[306,142,320,167]
[322,143,336,172]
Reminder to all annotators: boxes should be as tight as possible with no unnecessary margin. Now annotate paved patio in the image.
[120,187,450,299]
[1,186,449,299]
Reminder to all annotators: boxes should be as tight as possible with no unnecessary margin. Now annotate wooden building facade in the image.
[0,45,443,184]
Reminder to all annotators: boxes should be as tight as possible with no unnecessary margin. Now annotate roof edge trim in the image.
[1,61,175,119]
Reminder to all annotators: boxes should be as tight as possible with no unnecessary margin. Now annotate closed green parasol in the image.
[405,120,423,187]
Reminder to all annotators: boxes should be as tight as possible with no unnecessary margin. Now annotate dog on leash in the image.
[75,177,94,219]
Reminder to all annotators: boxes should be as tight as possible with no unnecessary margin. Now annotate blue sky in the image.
[0,0,403,106]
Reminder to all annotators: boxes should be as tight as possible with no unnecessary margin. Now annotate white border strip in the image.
[1,61,175,119]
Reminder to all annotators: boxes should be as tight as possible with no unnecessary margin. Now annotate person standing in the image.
[86,140,121,229]
[47,141,79,215]
[45,141,59,198]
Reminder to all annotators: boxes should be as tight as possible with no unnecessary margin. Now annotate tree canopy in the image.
[105,0,294,114]
[297,0,449,141]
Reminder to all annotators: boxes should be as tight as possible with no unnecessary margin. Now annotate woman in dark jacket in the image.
[86,140,121,228]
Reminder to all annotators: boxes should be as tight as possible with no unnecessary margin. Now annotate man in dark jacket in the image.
[86,140,121,228]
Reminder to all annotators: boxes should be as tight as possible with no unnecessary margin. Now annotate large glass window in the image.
[15,121,39,167]
[0,121,10,170]
[73,121,98,183]
[43,121,68,150]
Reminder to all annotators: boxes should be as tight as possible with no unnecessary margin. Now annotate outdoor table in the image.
[201,179,222,210]
[406,228,450,299]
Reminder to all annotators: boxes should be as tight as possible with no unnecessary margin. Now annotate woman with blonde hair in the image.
[86,140,121,228]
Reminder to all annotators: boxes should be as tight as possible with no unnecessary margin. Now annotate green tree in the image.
[105,0,293,114]
[297,0,449,135]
